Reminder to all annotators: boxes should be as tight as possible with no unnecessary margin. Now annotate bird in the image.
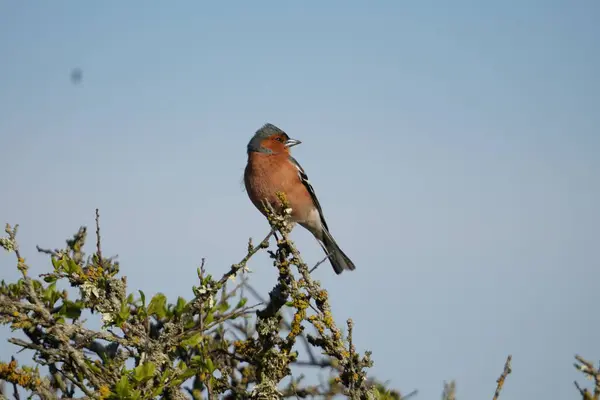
[244,123,356,275]
[70,68,83,85]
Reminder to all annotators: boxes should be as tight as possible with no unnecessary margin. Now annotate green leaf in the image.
[43,282,56,299]
[43,275,57,283]
[118,302,131,322]
[133,362,156,383]
[148,293,167,319]
[178,366,197,381]
[138,290,146,307]
[190,355,203,368]
[31,280,42,291]
[63,259,82,275]
[59,300,83,320]
[151,384,165,398]
[174,296,186,317]
[43,282,61,308]
[217,301,230,313]
[188,356,215,374]
[180,333,203,348]
[115,376,130,397]
[236,297,248,309]
[88,361,102,374]
[160,369,170,384]
[205,358,215,373]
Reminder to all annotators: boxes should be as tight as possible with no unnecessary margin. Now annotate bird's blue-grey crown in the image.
[247,123,287,153]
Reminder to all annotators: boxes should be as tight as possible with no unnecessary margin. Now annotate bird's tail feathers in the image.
[320,229,356,275]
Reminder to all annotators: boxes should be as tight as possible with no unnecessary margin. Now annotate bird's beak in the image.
[285,138,302,148]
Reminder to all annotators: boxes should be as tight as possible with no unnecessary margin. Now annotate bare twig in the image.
[218,229,275,287]
[493,355,512,400]
[401,389,419,400]
[574,355,600,400]
[309,254,331,273]
[10,358,20,400]
[95,208,102,261]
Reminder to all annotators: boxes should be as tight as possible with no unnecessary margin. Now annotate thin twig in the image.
[95,208,102,261]
[574,381,591,399]
[574,355,600,400]
[493,355,512,400]
[347,319,355,392]
[10,358,20,400]
[309,254,331,273]
[401,389,419,400]
[218,229,275,287]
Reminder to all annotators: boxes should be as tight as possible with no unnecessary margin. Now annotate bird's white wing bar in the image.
[288,156,330,231]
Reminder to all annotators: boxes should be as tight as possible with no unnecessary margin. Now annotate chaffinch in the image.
[244,123,356,275]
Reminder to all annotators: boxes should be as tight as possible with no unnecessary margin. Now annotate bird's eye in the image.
[275,137,284,142]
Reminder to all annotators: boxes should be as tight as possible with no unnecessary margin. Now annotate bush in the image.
[0,206,597,399]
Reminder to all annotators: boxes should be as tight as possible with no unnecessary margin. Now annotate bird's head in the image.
[247,123,301,155]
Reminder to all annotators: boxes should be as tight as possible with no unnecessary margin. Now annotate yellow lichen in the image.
[288,309,306,338]
[98,385,111,399]
[0,360,41,390]
[275,191,290,208]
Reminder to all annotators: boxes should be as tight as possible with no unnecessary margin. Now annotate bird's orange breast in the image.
[244,153,313,221]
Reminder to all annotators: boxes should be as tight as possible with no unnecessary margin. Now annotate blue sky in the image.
[1,1,599,398]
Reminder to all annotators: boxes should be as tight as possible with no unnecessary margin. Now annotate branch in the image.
[574,355,600,400]
[492,355,512,400]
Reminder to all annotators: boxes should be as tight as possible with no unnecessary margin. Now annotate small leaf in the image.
[138,290,146,307]
[181,333,203,348]
[178,366,197,381]
[174,296,186,317]
[59,300,83,320]
[189,355,203,369]
[236,297,248,309]
[43,283,61,308]
[152,384,166,398]
[148,293,167,319]
[160,369,170,384]
[43,275,57,283]
[64,259,82,275]
[205,358,215,373]
[133,362,156,383]
[88,361,102,374]
[118,302,131,322]
[217,301,230,313]
[115,376,130,397]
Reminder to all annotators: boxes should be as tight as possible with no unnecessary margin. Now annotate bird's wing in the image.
[288,156,329,231]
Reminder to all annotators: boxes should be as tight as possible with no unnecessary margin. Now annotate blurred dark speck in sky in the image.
[70,68,83,85]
